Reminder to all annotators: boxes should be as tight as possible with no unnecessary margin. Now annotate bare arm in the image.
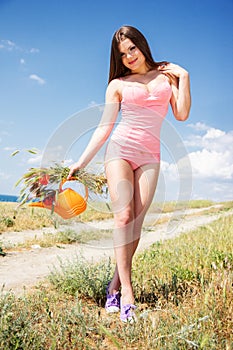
[158,63,191,121]
[67,79,121,178]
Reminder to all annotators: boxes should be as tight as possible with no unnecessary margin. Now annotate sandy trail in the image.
[0,205,231,295]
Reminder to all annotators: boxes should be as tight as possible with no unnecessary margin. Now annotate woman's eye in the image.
[130,46,136,51]
[120,46,136,58]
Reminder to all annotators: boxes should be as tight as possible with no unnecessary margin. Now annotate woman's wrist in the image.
[179,70,189,80]
[76,160,86,169]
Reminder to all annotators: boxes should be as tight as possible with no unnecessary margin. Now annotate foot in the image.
[120,303,137,323]
[105,282,120,313]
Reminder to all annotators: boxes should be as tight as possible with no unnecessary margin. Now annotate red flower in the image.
[39,174,50,185]
[43,194,55,206]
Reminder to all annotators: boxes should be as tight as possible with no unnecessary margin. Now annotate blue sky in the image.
[0,0,232,202]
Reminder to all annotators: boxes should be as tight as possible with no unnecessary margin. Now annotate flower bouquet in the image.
[15,163,108,219]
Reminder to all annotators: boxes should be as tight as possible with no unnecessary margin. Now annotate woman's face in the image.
[118,38,146,73]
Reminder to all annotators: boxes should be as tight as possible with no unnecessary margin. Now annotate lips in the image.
[128,58,138,65]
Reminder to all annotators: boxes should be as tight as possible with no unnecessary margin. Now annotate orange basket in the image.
[29,179,88,219]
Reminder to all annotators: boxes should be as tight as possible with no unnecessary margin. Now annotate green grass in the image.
[0,212,232,349]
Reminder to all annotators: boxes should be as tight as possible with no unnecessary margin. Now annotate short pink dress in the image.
[105,78,172,170]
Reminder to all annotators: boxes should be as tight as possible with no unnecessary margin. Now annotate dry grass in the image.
[148,199,231,214]
[0,201,113,234]
[12,229,112,250]
[0,202,55,233]
[1,200,232,234]
[0,212,232,349]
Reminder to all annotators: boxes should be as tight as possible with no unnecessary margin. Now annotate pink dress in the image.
[105,78,172,170]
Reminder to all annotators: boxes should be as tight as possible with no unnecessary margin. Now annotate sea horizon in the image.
[0,194,19,202]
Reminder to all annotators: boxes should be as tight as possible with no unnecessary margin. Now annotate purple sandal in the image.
[105,282,120,313]
[120,304,137,323]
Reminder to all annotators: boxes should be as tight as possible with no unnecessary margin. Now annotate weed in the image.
[49,256,113,306]
[1,216,15,228]
[13,228,112,250]
[0,205,232,349]
[0,201,113,233]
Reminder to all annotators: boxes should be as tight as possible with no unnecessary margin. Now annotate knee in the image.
[114,208,134,228]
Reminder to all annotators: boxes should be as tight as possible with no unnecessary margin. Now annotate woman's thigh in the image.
[134,163,160,221]
[105,158,134,216]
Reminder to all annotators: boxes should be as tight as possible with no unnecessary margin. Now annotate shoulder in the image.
[108,78,122,90]
[105,78,122,102]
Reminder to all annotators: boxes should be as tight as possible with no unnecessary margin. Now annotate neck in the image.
[131,64,150,75]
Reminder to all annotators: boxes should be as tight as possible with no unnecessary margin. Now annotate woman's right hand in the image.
[67,162,82,180]
[67,80,120,181]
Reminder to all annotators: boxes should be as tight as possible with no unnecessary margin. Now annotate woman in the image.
[68,25,191,322]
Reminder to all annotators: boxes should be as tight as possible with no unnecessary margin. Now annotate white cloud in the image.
[190,179,233,202]
[185,123,233,152]
[6,40,15,47]
[187,124,233,181]
[0,39,17,51]
[161,122,233,201]
[188,149,233,180]
[203,128,225,139]
[29,74,46,85]
[202,129,233,153]
[187,122,209,131]
[161,160,178,180]
[27,154,42,164]
[20,58,25,64]
[0,39,39,54]
[184,134,202,148]
[30,48,40,53]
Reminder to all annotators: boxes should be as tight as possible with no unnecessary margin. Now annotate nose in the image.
[126,52,133,59]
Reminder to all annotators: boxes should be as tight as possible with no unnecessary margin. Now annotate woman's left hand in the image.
[158,62,189,80]
[158,62,191,121]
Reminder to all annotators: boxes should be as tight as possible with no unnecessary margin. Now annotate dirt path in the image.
[0,205,231,295]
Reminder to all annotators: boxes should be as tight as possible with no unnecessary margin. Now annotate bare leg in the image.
[131,163,160,255]
[105,159,135,303]
[105,160,160,305]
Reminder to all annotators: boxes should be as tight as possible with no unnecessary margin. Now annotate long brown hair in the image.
[108,26,165,83]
